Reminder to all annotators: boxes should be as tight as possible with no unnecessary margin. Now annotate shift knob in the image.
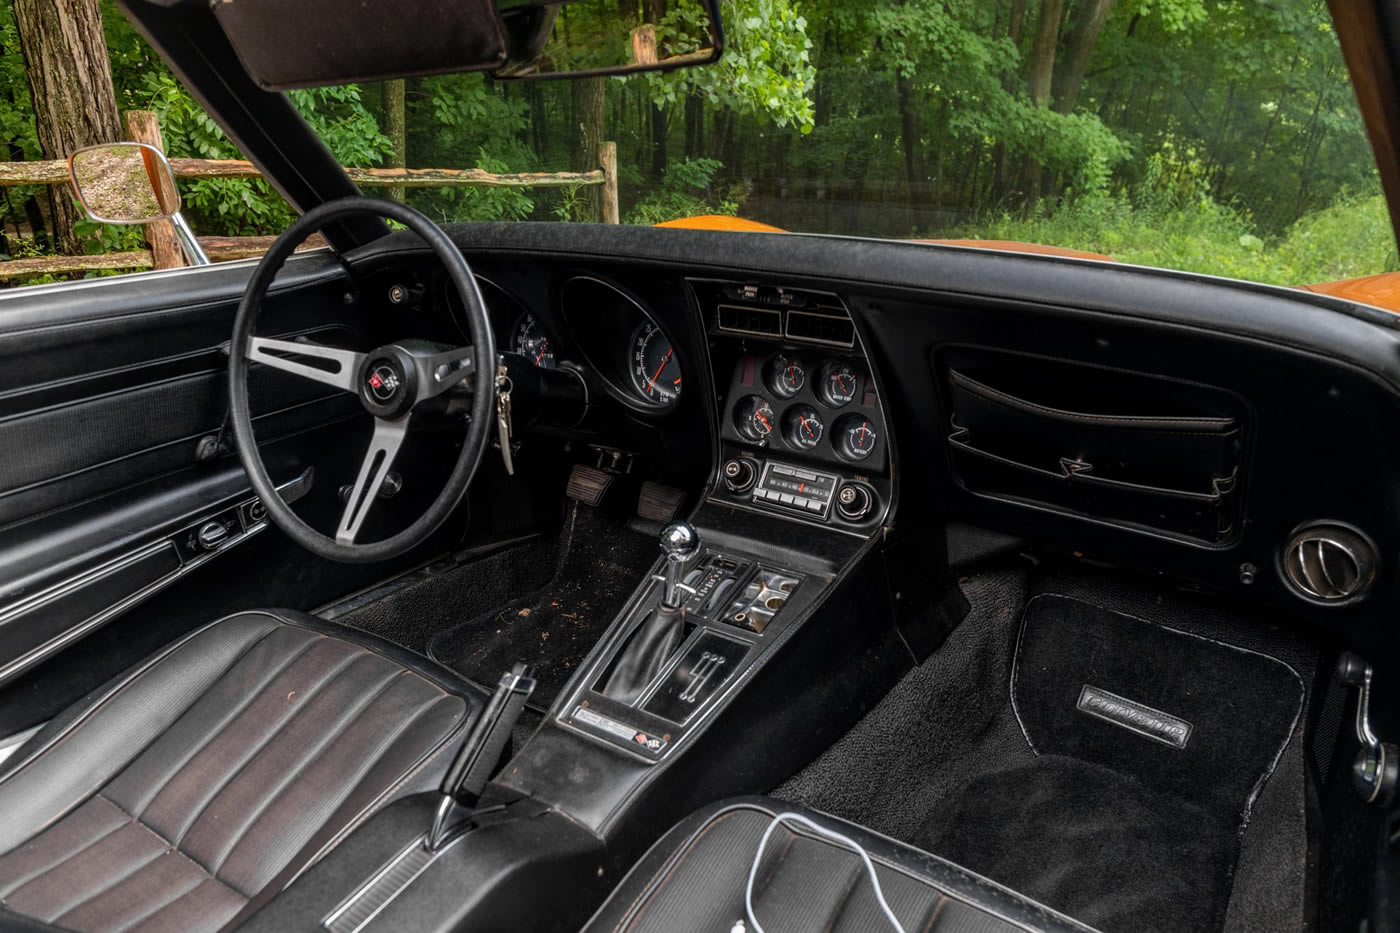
[659,521,700,608]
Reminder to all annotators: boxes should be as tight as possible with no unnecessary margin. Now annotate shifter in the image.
[600,521,700,704]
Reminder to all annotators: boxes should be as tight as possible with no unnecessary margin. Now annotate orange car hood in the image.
[656,215,1400,314]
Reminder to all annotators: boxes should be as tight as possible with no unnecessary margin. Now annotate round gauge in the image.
[834,413,878,461]
[512,313,556,369]
[734,395,776,443]
[629,322,682,407]
[783,404,824,450]
[818,361,859,407]
[767,354,806,399]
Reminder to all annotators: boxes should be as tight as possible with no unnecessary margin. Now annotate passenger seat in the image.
[582,797,1098,933]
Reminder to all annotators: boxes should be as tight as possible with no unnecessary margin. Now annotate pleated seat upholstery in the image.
[0,611,480,933]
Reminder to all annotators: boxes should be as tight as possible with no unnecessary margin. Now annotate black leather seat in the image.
[0,610,483,933]
[583,797,1099,933]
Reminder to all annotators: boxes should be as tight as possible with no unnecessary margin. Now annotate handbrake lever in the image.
[427,662,536,850]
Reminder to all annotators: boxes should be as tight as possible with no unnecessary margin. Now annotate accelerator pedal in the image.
[637,481,686,523]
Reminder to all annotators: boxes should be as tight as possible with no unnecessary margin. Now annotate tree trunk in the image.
[382,79,407,203]
[1009,0,1028,44]
[571,77,606,221]
[1019,0,1066,203]
[12,0,122,253]
[1053,0,1113,115]
[651,102,667,181]
[897,70,924,217]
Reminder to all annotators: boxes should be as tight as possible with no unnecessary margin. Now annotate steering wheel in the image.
[228,197,497,564]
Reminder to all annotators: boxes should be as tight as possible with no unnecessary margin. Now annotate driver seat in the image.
[0,610,484,933]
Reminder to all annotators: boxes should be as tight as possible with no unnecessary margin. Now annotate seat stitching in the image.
[125,634,323,817]
[98,793,219,879]
[215,683,444,893]
[0,802,130,898]
[275,692,472,892]
[166,642,360,848]
[0,615,284,789]
[755,832,797,895]
[204,666,406,877]
[820,862,863,933]
[48,830,171,925]
[106,867,209,933]
[125,876,244,933]
[617,814,739,933]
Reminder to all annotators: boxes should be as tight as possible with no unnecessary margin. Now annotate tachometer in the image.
[735,395,776,442]
[629,322,682,406]
[512,313,556,368]
[783,404,824,450]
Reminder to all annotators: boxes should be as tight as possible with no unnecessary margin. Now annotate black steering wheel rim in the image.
[228,196,497,564]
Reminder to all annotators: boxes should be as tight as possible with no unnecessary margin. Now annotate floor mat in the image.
[1011,594,1304,824]
[916,755,1236,933]
[428,505,658,706]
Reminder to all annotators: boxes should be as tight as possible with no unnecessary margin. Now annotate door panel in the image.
[0,253,470,723]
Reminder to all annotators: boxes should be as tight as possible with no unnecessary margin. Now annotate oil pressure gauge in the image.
[783,404,824,450]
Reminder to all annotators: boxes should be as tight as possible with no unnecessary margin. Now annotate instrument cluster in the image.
[727,351,882,468]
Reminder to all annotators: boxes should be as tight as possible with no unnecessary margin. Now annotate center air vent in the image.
[1282,523,1377,604]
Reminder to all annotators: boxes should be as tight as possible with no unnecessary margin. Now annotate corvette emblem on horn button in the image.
[367,364,401,402]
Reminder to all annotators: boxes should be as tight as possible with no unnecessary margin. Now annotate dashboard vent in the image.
[785,309,855,348]
[717,304,783,338]
[1283,524,1376,603]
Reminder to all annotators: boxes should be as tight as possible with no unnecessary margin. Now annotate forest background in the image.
[0,0,1393,287]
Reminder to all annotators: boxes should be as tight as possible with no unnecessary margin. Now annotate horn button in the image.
[358,347,418,418]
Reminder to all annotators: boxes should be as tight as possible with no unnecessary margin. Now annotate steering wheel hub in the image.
[359,348,417,419]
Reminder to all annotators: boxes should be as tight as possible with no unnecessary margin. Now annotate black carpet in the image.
[324,535,562,656]
[774,566,1314,933]
[917,755,1237,933]
[428,505,658,706]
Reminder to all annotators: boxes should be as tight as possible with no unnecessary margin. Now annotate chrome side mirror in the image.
[67,142,209,265]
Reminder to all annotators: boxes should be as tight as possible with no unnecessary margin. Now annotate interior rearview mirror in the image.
[492,0,723,80]
[68,142,181,225]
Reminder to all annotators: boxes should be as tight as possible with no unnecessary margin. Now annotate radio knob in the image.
[722,458,757,493]
[835,482,875,521]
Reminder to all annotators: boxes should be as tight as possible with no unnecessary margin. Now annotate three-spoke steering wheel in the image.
[227,197,497,564]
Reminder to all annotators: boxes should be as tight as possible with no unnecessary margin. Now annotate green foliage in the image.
[624,157,739,224]
[648,0,816,132]
[962,190,1398,286]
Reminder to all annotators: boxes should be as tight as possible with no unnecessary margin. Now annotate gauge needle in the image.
[757,413,771,431]
[859,423,868,442]
[535,344,549,366]
[646,348,674,394]
[800,415,815,437]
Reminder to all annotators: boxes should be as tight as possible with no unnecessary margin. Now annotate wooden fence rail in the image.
[0,110,620,282]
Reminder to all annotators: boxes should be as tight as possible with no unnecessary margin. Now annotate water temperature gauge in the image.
[834,413,878,461]
[734,395,776,443]
[818,361,859,407]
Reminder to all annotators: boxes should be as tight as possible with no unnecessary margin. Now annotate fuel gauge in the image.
[834,413,878,461]
[767,354,805,399]
[734,395,776,443]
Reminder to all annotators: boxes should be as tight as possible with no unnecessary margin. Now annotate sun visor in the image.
[210,0,508,90]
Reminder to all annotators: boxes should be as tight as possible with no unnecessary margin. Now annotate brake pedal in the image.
[637,481,685,523]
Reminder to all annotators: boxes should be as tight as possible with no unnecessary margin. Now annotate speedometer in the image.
[629,322,682,407]
[512,313,556,368]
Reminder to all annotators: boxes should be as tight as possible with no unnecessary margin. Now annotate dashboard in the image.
[354,221,1400,664]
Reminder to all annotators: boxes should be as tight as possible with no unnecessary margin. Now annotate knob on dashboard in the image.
[835,482,875,521]
[722,458,757,493]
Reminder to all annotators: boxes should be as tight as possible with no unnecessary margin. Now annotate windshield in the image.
[91,0,1399,289]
